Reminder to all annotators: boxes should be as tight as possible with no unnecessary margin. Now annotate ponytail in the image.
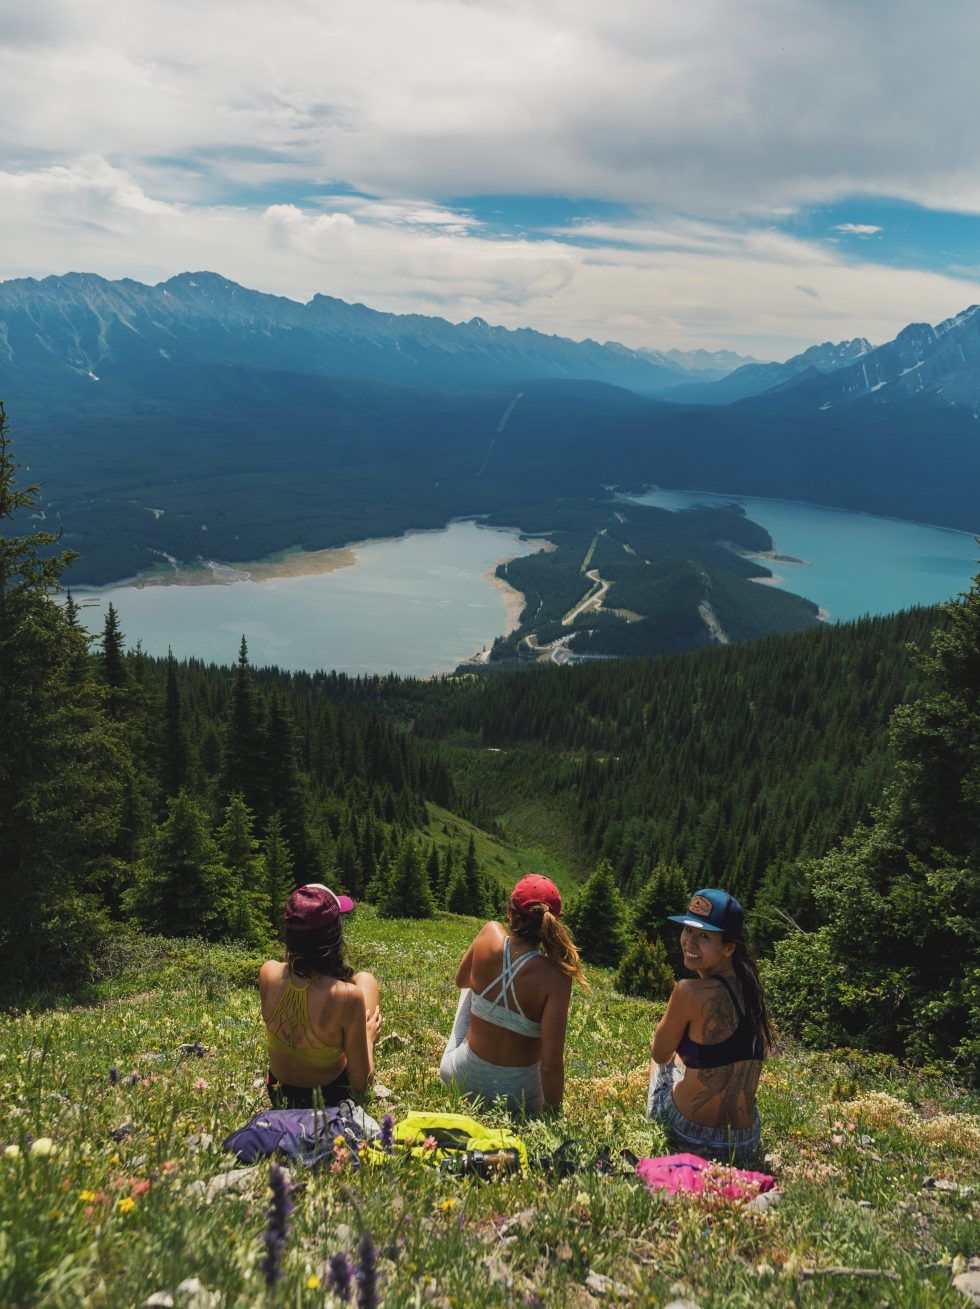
[510,901,589,990]
[726,936,776,1054]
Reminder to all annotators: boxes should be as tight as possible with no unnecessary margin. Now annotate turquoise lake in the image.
[630,488,978,622]
[76,521,542,676]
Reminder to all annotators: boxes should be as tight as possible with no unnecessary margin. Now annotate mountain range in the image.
[2,271,978,586]
[0,271,755,398]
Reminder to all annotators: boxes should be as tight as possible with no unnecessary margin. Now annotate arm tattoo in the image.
[687,983,761,1126]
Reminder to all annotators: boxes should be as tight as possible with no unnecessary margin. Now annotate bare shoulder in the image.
[259,960,286,988]
[478,919,506,942]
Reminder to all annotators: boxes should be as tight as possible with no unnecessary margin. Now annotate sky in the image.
[3,0,980,358]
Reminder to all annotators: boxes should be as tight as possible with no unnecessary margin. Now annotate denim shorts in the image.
[648,1061,761,1163]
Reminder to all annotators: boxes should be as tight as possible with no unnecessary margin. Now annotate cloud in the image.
[3,0,980,217]
[2,157,978,358]
[834,224,884,236]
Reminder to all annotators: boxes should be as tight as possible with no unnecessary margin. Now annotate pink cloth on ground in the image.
[636,1152,776,1199]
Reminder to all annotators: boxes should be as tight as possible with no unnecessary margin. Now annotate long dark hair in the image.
[725,934,776,1054]
[509,901,589,989]
[284,920,354,981]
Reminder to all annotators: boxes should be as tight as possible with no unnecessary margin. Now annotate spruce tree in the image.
[767,572,980,1076]
[445,834,493,917]
[125,791,233,939]
[161,648,192,799]
[377,837,435,919]
[264,695,322,882]
[614,935,675,1000]
[218,794,266,942]
[566,860,627,968]
[263,812,294,929]
[220,636,267,818]
[0,402,128,985]
[99,602,130,721]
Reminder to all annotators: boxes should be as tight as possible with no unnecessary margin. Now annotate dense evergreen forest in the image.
[1,400,977,1078]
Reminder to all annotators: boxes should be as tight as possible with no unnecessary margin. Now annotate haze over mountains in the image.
[2,271,978,587]
[0,271,753,398]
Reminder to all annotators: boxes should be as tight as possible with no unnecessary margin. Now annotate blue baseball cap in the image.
[668,888,744,936]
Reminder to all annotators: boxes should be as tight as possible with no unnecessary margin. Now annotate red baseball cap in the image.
[283,884,354,931]
[511,874,562,917]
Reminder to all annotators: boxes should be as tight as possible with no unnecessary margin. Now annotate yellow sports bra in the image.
[266,972,344,1069]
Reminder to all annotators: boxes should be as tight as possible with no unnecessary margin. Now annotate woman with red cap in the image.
[440,874,586,1114]
[259,884,382,1108]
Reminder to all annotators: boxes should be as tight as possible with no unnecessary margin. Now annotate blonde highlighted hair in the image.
[509,900,589,989]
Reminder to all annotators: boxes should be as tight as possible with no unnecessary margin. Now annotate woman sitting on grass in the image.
[440,875,586,1115]
[260,884,381,1108]
[648,887,774,1162]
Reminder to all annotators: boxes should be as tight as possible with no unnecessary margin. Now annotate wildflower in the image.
[831,1134,844,1145]
[380,1115,395,1151]
[123,1072,141,1086]
[327,1251,354,1301]
[439,1198,458,1212]
[574,1191,590,1207]
[307,1275,321,1290]
[108,1067,119,1085]
[333,1135,347,1149]
[117,1196,136,1213]
[260,1164,293,1288]
[3,1145,20,1159]
[31,1137,55,1158]
[193,1078,209,1092]
[79,1190,98,1202]
[109,1154,120,1165]
[422,1135,438,1152]
[356,1232,378,1309]
[131,1179,151,1197]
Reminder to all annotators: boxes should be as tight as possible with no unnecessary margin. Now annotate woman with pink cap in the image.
[440,875,586,1114]
[259,885,381,1108]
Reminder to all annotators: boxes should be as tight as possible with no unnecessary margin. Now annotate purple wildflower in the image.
[108,1067,119,1085]
[356,1232,378,1309]
[327,1251,354,1301]
[379,1115,395,1152]
[260,1164,293,1287]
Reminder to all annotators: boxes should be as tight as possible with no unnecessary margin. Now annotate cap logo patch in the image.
[689,894,713,917]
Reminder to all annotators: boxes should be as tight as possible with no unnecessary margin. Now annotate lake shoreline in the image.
[74,520,554,594]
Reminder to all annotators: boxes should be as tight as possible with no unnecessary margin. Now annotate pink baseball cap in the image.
[283,884,354,931]
[511,874,562,918]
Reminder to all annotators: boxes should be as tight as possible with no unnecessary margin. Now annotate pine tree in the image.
[0,402,128,985]
[263,812,294,929]
[566,860,627,968]
[377,837,435,919]
[125,791,234,939]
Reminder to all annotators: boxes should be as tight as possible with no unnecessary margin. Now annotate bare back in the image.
[460,922,571,1068]
[259,961,362,1087]
[671,976,761,1129]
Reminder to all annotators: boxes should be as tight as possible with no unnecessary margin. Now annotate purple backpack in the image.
[223,1108,364,1167]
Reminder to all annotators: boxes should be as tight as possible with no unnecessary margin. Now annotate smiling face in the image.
[680,924,735,976]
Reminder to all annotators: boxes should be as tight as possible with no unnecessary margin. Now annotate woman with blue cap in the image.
[647,887,774,1161]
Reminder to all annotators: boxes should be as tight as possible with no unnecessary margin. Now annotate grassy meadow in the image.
[2,908,978,1309]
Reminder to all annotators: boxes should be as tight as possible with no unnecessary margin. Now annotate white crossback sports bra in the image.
[470,937,542,1037]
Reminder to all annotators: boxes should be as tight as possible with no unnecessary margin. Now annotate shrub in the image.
[614,935,675,1000]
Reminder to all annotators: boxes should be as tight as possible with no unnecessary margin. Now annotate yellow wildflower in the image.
[439,1197,458,1212]
[79,1190,98,1202]
[109,1153,120,1165]
[307,1276,321,1290]
[117,1196,136,1213]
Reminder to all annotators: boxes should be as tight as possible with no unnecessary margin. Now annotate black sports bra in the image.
[676,974,764,1069]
